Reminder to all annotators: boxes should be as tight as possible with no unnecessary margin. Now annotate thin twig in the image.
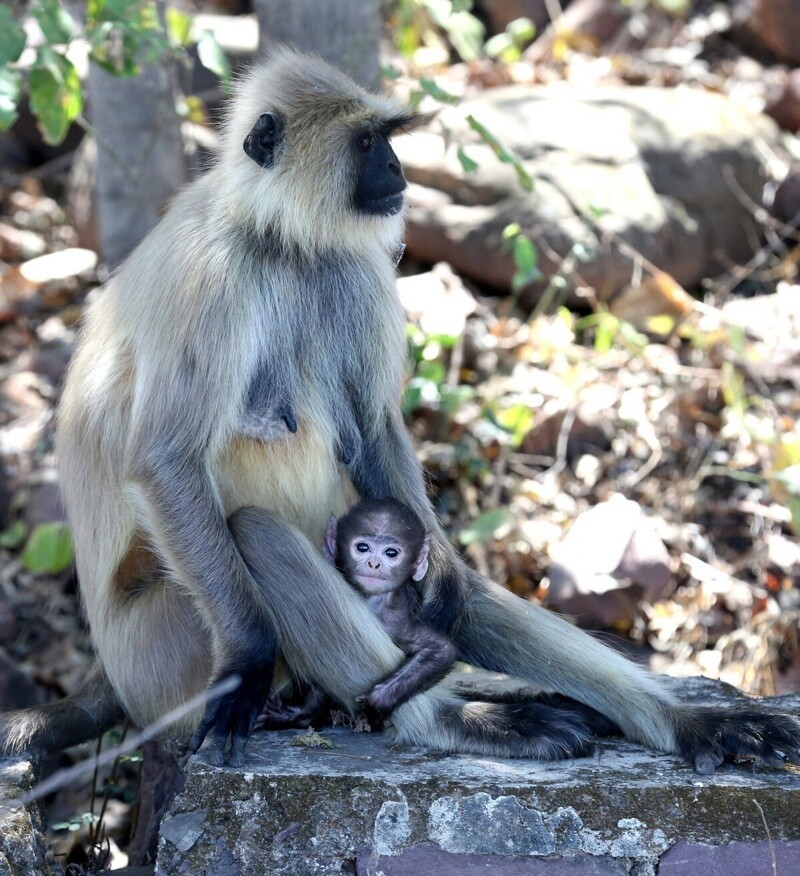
[753,798,778,876]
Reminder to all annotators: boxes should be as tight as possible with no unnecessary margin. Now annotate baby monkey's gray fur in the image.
[1,48,799,773]
[259,499,456,730]
[327,498,456,715]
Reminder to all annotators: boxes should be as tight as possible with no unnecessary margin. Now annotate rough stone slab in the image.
[157,683,800,876]
[660,840,800,875]
[355,845,629,874]
[0,758,50,876]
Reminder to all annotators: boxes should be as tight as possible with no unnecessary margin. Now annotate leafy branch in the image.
[0,0,230,145]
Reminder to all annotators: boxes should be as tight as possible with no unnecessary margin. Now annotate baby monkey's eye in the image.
[384,547,399,558]
[356,542,370,553]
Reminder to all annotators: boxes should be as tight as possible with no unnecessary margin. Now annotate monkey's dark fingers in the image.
[190,666,273,767]
[677,709,800,775]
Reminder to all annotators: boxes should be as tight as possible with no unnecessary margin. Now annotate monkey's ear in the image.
[243,112,285,168]
[322,515,338,565]
[412,536,430,582]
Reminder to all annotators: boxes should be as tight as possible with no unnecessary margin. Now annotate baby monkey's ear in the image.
[322,515,338,565]
[412,536,430,582]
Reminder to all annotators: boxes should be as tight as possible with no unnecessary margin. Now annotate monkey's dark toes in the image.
[190,665,273,766]
[678,709,800,774]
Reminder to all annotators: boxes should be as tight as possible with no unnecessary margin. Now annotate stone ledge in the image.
[0,757,50,876]
[156,680,800,876]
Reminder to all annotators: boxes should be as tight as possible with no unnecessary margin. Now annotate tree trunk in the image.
[88,57,186,267]
[254,0,382,90]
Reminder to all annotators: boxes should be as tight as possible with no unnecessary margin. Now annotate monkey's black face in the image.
[352,130,407,217]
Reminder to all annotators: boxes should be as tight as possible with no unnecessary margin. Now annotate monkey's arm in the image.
[352,409,465,634]
[129,445,277,765]
[360,619,456,714]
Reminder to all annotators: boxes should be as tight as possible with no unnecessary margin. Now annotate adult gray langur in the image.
[1,48,798,774]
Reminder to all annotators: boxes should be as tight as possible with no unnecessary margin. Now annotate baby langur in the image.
[325,498,456,715]
[258,499,454,732]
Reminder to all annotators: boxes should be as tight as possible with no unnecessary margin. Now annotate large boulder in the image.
[395,86,782,303]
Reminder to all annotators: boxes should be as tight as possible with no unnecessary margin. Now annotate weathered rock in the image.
[476,0,551,37]
[548,495,672,627]
[0,758,51,876]
[736,0,800,65]
[395,86,781,303]
[765,68,800,133]
[157,679,800,876]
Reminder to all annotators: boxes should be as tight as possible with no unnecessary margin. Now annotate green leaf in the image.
[29,48,83,144]
[495,403,535,447]
[417,360,446,384]
[511,235,542,291]
[787,496,800,539]
[419,77,459,105]
[456,146,478,173]
[33,0,74,44]
[0,519,28,549]
[444,10,484,62]
[645,314,675,335]
[197,30,231,89]
[94,0,143,22]
[507,17,536,43]
[618,320,648,351]
[593,314,619,353]
[21,521,73,574]
[0,7,26,64]
[485,33,515,61]
[466,114,533,192]
[441,385,474,416]
[0,68,22,130]
[458,508,514,546]
[165,7,192,47]
[381,64,401,81]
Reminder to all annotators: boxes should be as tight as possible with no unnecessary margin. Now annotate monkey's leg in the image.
[457,570,800,772]
[230,508,595,760]
[0,664,123,757]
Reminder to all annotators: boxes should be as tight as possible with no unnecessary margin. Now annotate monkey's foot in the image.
[255,689,331,731]
[676,708,800,775]
[189,665,273,768]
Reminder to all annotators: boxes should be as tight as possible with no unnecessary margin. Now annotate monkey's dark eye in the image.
[358,134,374,152]
[384,547,399,558]
[356,542,370,553]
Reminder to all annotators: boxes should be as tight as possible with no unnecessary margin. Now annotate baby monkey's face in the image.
[346,534,410,595]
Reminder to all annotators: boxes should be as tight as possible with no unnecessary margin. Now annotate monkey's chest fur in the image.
[214,243,405,543]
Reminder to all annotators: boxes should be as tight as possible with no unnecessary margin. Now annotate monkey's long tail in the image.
[388,688,596,760]
[455,571,678,753]
[0,665,124,758]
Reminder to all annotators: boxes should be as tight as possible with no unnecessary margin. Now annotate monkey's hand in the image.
[189,643,275,768]
[677,707,800,774]
[356,684,395,716]
[354,694,387,731]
